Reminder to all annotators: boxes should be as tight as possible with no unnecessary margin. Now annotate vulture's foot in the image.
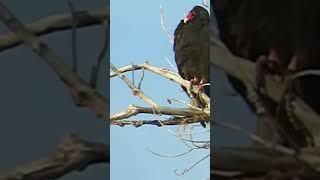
[189,77,208,94]
[281,52,303,97]
[189,77,198,88]
[256,49,284,90]
[198,78,209,95]
[189,77,201,93]
[189,77,208,128]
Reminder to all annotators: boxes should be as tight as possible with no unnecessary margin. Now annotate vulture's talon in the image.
[255,50,284,90]
[256,55,268,90]
[189,78,195,91]
[198,80,207,94]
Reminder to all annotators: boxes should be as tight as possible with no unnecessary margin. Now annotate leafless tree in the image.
[110,3,210,177]
[0,2,109,179]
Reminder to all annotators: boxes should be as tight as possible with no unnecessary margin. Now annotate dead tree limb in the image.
[110,63,210,105]
[212,147,320,179]
[111,116,210,127]
[0,134,109,180]
[110,63,210,128]
[0,7,108,53]
[0,2,108,120]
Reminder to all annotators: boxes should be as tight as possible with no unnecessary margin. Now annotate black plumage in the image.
[173,6,210,98]
[215,0,320,147]
[216,0,320,114]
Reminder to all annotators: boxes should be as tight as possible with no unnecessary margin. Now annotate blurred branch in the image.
[90,19,109,89]
[212,119,320,179]
[213,120,294,156]
[0,134,109,180]
[212,146,320,179]
[0,2,108,120]
[68,1,78,73]
[0,7,108,53]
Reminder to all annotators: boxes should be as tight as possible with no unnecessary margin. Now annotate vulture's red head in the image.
[184,6,209,24]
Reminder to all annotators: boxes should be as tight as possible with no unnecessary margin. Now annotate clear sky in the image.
[110,1,210,180]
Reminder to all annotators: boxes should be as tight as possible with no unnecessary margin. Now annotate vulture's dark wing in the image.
[216,0,320,147]
[216,0,320,114]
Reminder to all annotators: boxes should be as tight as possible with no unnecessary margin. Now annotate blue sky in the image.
[110,1,210,180]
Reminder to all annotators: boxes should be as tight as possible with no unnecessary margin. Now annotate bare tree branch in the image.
[212,147,320,179]
[110,62,210,174]
[110,63,210,105]
[90,19,109,89]
[0,2,108,120]
[111,104,207,121]
[110,63,160,108]
[0,134,109,180]
[0,7,108,53]
[213,120,294,156]
[111,116,209,127]
[68,1,78,73]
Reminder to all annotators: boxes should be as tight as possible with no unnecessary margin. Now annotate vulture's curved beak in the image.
[183,17,189,24]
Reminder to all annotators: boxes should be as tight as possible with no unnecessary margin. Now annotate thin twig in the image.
[90,19,109,88]
[131,62,135,86]
[293,69,320,80]
[202,0,209,8]
[165,56,178,72]
[137,67,145,89]
[168,98,201,110]
[68,1,78,73]
[110,63,159,108]
[214,119,295,156]
[159,4,174,44]
[174,154,210,176]
[147,147,195,158]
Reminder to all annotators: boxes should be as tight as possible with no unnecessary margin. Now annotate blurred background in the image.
[0,1,108,179]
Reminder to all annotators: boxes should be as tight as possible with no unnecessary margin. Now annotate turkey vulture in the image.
[173,6,209,128]
[173,6,210,99]
[215,0,320,147]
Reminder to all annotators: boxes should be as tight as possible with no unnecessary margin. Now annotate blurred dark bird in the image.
[174,6,210,97]
[173,6,210,127]
[216,0,320,113]
[215,0,320,147]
